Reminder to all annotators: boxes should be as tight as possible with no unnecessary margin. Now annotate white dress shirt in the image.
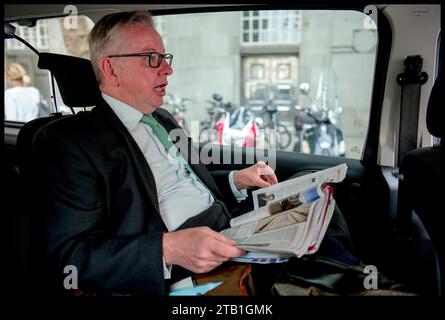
[103,93,247,278]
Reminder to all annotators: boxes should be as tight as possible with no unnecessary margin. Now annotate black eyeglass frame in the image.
[107,52,173,68]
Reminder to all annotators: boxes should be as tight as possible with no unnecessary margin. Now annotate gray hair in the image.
[88,10,154,84]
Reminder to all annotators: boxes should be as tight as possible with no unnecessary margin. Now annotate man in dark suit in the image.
[33,10,279,295]
[34,10,359,296]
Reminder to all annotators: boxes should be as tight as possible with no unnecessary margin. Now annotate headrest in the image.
[426,69,443,138]
[38,53,101,108]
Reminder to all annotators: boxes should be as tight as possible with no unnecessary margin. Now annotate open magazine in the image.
[220,163,348,264]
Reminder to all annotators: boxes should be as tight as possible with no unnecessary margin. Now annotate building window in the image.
[277,63,291,79]
[6,20,49,50]
[251,63,265,79]
[241,10,301,44]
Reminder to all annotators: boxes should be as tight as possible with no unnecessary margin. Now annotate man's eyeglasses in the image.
[108,52,173,68]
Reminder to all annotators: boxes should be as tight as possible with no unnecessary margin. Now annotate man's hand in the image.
[163,227,245,273]
[233,161,278,190]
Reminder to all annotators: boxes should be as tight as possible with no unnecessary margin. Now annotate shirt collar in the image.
[102,93,144,131]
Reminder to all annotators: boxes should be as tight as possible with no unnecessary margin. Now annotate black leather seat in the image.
[402,69,444,294]
[16,114,65,177]
[14,53,100,293]
[15,114,66,293]
[17,52,100,177]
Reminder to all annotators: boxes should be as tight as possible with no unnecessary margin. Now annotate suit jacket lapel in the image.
[93,98,163,219]
[153,109,225,201]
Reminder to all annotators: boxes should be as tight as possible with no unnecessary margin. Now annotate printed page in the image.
[231,251,291,264]
[252,163,347,210]
[237,223,306,256]
[221,169,344,256]
[288,184,326,254]
[221,195,319,256]
[230,206,269,227]
[307,198,336,255]
[311,187,333,244]
[301,186,332,254]
[231,184,319,227]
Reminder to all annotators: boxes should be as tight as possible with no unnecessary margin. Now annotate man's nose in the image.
[158,59,173,76]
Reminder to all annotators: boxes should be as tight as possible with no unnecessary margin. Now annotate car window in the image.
[154,9,378,159]
[4,10,377,161]
[4,15,94,122]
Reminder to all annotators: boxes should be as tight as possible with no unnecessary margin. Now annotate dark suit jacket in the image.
[32,97,251,295]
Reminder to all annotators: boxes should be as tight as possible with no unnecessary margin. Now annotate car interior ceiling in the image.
[4,4,443,296]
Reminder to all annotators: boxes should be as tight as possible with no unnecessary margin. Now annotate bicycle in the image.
[164,93,190,134]
[256,99,292,150]
[199,93,258,147]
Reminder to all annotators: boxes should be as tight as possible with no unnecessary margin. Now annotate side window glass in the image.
[4,16,94,123]
[154,10,377,159]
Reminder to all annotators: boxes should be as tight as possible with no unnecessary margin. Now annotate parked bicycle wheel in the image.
[264,124,291,150]
[277,124,292,149]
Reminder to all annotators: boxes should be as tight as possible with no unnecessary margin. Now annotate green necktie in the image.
[141,114,187,165]
[140,114,214,198]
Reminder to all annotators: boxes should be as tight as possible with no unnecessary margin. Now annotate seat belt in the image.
[395,55,428,235]
[396,55,428,168]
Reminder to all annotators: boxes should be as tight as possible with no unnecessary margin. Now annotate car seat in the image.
[17,53,100,177]
[14,53,100,293]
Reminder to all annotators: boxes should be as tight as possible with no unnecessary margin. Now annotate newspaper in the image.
[221,164,347,260]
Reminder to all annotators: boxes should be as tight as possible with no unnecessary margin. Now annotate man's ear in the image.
[99,57,119,87]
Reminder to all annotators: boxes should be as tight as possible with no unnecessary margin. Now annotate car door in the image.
[152,5,439,293]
